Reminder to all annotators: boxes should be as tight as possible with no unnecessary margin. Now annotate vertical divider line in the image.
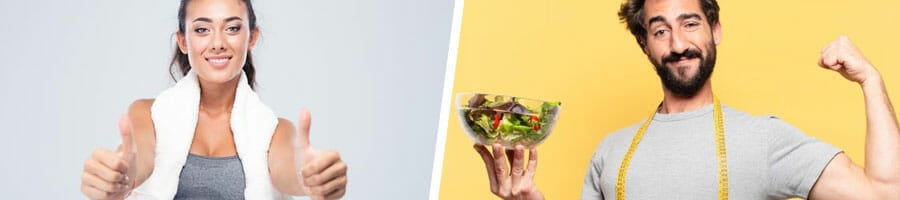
[428,0,465,199]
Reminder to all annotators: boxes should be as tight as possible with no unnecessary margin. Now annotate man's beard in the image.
[651,42,717,98]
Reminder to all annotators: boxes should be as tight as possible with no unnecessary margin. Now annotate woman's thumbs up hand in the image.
[293,109,348,200]
[81,115,137,200]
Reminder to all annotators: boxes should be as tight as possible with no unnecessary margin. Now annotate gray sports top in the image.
[174,153,246,200]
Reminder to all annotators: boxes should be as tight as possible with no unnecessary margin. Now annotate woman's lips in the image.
[205,56,232,69]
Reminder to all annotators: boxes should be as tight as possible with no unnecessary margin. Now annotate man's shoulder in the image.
[722,105,796,132]
[603,120,645,145]
[589,120,646,162]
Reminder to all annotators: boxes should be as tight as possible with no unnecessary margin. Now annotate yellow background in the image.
[439,0,900,199]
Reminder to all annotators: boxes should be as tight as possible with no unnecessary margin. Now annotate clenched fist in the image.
[818,35,880,85]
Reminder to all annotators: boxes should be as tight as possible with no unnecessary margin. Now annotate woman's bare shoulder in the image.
[127,99,155,129]
[275,118,296,136]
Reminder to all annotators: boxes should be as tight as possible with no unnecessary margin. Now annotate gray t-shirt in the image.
[581,104,841,199]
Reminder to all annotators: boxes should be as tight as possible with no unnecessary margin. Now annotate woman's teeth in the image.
[208,58,229,65]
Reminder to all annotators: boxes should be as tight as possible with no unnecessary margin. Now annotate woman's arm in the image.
[268,118,305,195]
[127,99,157,188]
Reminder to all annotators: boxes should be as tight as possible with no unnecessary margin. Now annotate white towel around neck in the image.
[128,70,288,199]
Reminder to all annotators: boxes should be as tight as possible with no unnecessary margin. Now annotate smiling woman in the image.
[78,0,349,200]
[170,0,259,89]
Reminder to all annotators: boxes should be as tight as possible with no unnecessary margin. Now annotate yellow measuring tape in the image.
[616,97,729,199]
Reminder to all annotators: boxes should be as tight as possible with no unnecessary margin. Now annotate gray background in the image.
[0,0,453,199]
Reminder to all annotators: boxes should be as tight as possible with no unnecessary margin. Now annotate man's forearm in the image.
[860,70,900,187]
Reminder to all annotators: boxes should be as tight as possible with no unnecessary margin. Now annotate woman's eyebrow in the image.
[191,16,243,23]
[225,16,243,23]
[192,17,212,23]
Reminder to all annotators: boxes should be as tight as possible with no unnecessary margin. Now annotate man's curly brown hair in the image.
[618,0,720,48]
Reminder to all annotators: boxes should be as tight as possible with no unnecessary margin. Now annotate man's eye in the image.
[654,29,668,36]
[194,27,209,33]
[686,22,699,27]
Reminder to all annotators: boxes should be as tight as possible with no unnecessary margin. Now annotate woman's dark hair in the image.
[170,0,258,89]
[618,0,720,48]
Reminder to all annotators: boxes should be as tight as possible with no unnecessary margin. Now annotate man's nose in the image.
[668,30,689,54]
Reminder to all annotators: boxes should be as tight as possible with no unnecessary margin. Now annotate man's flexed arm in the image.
[810,36,900,199]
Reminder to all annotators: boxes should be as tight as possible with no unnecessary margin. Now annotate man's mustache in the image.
[662,49,702,64]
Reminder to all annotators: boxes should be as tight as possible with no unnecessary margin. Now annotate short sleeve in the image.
[764,116,842,199]
[581,138,610,200]
[581,153,604,200]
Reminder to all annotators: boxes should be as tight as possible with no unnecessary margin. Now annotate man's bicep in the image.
[809,153,876,200]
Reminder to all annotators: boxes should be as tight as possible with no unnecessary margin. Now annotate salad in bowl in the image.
[456,93,561,148]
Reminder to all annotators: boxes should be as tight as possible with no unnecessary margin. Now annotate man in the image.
[473,0,900,199]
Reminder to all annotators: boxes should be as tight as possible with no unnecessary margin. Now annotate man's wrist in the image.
[860,65,883,90]
[859,64,882,88]
[524,188,544,200]
[531,189,545,200]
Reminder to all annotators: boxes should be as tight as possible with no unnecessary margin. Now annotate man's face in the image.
[642,0,721,98]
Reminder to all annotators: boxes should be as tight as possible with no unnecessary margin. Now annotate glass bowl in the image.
[456,92,561,149]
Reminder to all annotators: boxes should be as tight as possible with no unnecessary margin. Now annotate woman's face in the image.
[177,0,258,85]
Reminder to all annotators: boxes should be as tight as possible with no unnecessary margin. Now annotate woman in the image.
[79,0,348,199]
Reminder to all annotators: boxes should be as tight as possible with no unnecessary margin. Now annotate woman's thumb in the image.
[297,108,312,148]
[118,115,135,160]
